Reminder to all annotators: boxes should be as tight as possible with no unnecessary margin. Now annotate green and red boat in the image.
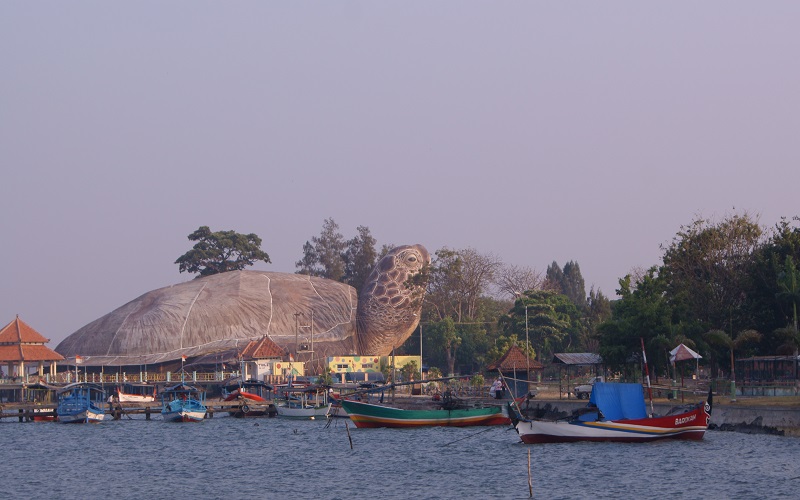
[340,399,510,428]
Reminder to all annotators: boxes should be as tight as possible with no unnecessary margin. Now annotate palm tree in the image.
[704,329,762,401]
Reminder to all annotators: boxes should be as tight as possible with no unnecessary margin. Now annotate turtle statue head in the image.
[356,244,430,355]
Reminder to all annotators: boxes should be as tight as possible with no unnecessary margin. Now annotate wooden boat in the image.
[115,385,157,403]
[275,385,331,419]
[340,398,511,428]
[32,407,57,422]
[161,383,207,422]
[510,382,712,443]
[56,383,106,424]
[223,379,275,418]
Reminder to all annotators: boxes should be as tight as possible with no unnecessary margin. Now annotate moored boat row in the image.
[24,375,717,445]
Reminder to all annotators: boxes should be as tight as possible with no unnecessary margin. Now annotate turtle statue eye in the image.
[407,256,417,262]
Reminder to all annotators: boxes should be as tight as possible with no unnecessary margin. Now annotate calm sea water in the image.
[2,415,797,499]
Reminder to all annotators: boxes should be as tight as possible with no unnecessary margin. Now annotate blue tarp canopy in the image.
[589,382,647,421]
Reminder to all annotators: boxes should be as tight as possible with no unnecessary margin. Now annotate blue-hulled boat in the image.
[56,383,107,424]
[161,383,207,422]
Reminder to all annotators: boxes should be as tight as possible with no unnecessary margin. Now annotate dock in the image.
[0,400,278,422]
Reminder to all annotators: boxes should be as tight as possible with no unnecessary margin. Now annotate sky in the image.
[2,2,799,347]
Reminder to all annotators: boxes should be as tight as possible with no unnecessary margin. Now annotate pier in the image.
[0,400,278,422]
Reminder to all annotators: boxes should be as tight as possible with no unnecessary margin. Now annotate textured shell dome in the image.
[56,270,358,366]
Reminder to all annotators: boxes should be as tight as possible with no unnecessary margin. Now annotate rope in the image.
[443,425,497,446]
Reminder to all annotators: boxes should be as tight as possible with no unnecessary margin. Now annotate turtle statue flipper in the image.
[356,244,430,355]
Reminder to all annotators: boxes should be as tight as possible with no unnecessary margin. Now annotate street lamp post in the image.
[514,291,531,394]
[419,322,423,381]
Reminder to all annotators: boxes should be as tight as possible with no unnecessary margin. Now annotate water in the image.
[2,416,797,499]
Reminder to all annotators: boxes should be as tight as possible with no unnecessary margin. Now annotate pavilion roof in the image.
[240,336,286,360]
[551,352,602,366]
[0,316,64,362]
[487,345,543,371]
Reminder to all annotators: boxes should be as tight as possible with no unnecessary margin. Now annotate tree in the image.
[545,261,565,293]
[426,318,461,376]
[660,212,764,331]
[584,287,611,352]
[494,264,547,299]
[500,290,580,362]
[400,360,419,382]
[545,261,587,310]
[175,226,270,277]
[425,248,501,323]
[562,261,588,310]
[776,255,800,336]
[295,218,347,280]
[342,225,378,292]
[704,329,762,383]
[597,269,675,374]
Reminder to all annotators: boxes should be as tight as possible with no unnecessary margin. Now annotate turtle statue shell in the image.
[55,244,430,366]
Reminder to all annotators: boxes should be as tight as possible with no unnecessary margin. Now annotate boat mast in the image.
[640,337,654,417]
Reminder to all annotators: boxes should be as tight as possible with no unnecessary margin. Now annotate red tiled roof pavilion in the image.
[0,315,64,379]
[487,345,543,372]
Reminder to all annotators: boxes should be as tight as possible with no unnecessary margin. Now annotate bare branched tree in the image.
[493,264,547,299]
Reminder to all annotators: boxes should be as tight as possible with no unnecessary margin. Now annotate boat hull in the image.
[118,393,156,403]
[515,403,710,444]
[57,408,106,424]
[275,403,331,419]
[162,408,206,423]
[32,408,57,422]
[341,400,511,428]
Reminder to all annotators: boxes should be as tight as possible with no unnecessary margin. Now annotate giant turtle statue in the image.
[55,245,430,367]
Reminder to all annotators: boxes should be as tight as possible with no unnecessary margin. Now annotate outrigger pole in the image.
[640,337,654,417]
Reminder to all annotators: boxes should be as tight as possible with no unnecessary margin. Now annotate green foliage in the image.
[342,225,378,292]
[175,226,270,277]
[427,366,442,380]
[500,290,581,362]
[470,374,485,389]
[425,318,461,376]
[660,212,763,330]
[295,218,346,280]
[400,360,419,382]
[597,269,674,373]
[295,219,380,293]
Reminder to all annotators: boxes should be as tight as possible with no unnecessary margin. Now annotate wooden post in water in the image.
[145,407,151,420]
[345,421,353,450]
[527,448,533,498]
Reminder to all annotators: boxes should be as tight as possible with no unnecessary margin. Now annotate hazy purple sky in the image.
[2,2,799,347]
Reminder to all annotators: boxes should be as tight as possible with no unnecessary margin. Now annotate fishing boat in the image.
[115,384,157,403]
[32,407,58,422]
[160,383,207,423]
[340,390,511,428]
[56,383,107,424]
[510,382,712,443]
[223,379,275,418]
[275,385,331,419]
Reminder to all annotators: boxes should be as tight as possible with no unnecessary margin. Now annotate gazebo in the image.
[487,345,543,398]
[551,352,604,399]
[0,315,64,381]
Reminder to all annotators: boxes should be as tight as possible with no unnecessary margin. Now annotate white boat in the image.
[56,383,106,424]
[275,385,331,419]
[510,382,712,443]
[161,383,207,423]
[116,385,157,403]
